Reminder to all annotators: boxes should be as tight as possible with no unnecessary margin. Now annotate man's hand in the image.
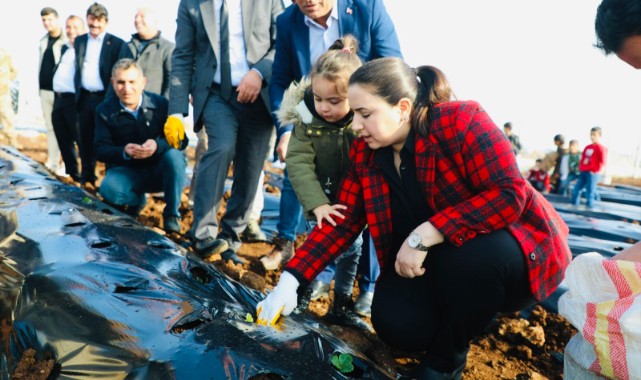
[256,271,299,326]
[276,132,291,162]
[312,203,347,229]
[164,114,185,149]
[236,69,262,103]
[124,139,157,160]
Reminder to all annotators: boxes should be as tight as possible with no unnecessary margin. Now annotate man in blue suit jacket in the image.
[263,0,402,314]
[270,0,402,121]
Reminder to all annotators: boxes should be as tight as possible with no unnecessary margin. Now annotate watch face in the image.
[408,233,420,248]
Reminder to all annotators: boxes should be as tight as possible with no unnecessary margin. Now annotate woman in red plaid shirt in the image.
[258,58,571,379]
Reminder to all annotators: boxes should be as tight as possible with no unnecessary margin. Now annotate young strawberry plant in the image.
[331,352,354,374]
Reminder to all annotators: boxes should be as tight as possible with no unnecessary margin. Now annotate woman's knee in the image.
[371,297,429,351]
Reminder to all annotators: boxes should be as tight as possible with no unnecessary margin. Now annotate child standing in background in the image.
[572,127,607,207]
[527,159,550,193]
[558,139,581,196]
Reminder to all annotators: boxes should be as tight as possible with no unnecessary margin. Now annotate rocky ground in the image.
[8,132,587,379]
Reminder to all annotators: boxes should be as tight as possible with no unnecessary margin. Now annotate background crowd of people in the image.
[507,121,608,208]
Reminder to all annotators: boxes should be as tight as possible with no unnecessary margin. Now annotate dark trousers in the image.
[52,93,80,181]
[371,229,535,372]
[76,91,105,183]
[191,87,273,251]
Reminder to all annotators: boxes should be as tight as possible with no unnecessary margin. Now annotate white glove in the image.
[256,271,299,325]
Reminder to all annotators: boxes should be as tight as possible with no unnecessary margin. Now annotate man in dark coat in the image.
[94,59,187,233]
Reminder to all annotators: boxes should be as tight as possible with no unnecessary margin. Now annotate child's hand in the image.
[312,204,347,228]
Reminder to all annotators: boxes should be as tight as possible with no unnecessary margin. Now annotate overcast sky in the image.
[2,0,640,164]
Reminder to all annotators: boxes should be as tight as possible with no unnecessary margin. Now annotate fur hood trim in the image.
[276,76,312,127]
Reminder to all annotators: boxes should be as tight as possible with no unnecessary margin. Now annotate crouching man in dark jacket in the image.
[94,58,187,233]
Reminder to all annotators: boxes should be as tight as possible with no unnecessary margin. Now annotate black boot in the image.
[327,292,374,333]
[293,285,313,314]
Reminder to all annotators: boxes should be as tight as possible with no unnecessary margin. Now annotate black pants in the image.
[76,91,105,183]
[371,229,535,372]
[52,93,80,181]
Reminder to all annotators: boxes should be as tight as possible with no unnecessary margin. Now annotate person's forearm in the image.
[613,241,641,262]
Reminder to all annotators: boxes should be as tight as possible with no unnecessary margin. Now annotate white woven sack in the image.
[559,252,641,380]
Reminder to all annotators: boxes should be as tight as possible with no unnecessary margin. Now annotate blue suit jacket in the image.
[269,0,402,133]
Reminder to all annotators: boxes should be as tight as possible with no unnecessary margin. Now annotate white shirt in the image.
[53,44,76,93]
[214,0,251,86]
[305,6,340,66]
[81,32,106,91]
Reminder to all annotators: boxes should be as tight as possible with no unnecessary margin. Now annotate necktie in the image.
[219,0,232,100]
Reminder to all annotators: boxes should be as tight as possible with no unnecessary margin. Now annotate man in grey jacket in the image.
[119,7,174,98]
[168,0,284,264]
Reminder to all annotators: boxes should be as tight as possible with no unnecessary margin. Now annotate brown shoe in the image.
[260,236,294,271]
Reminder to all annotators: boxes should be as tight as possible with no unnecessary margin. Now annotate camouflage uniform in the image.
[0,48,18,147]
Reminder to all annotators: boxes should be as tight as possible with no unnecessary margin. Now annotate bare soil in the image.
[9,132,606,379]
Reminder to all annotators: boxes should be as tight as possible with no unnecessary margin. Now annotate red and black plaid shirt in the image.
[286,101,571,301]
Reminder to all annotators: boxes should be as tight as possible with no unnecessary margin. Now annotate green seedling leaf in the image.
[331,353,354,374]
[82,196,93,205]
[245,313,254,323]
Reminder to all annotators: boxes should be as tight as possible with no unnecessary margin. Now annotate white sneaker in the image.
[54,166,69,177]
[354,291,374,317]
[310,280,330,300]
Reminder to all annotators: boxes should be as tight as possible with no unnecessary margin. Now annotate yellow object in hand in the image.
[164,115,185,149]
[255,305,285,326]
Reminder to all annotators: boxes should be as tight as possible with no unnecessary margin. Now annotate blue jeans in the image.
[571,171,598,207]
[307,220,363,296]
[276,170,304,242]
[99,149,186,217]
[558,172,579,197]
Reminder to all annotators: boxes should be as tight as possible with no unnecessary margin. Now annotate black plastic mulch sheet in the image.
[0,146,393,379]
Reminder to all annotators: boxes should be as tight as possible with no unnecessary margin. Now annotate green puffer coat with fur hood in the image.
[280,77,358,219]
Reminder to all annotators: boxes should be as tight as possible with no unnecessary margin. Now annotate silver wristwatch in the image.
[408,231,430,252]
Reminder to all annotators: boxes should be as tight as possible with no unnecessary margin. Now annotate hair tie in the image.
[412,68,422,83]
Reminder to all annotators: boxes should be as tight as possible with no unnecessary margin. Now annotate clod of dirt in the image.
[515,371,549,380]
[240,270,266,291]
[219,260,244,281]
[498,318,546,347]
[509,345,533,360]
[215,259,265,291]
[11,348,54,380]
[529,306,549,327]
